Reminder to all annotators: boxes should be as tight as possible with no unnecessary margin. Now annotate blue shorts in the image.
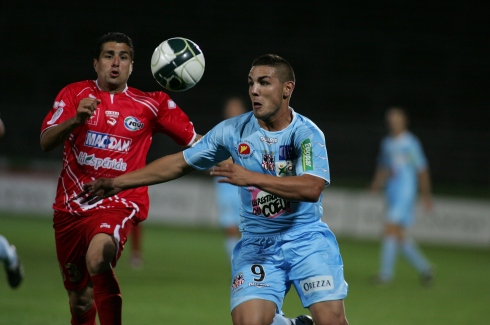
[386,192,416,226]
[230,221,348,311]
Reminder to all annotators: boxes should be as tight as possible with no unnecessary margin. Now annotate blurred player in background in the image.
[79,54,348,325]
[214,96,247,261]
[370,107,434,286]
[40,32,200,325]
[0,116,24,289]
[0,235,23,289]
[129,224,143,269]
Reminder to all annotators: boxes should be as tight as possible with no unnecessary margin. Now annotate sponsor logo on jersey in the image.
[47,100,66,125]
[231,272,245,291]
[78,151,127,171]
[167,100,176,109]
[279,145,297,160]
[239,143,250,154]
[84,131,132,153]
[260,136,278,145]
[235,141,255,159]
[300,275,334,295]
[105,111,119,126]
[261,151,275,171]
[250,188,291,218]
[100,223,111,228]
[275,160,295,177]
[301,139,314,171]
[248,282,270,288]
[124,116,144,131]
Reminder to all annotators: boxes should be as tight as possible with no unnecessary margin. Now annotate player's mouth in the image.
[110,70,120,78]
[253,101,262,109]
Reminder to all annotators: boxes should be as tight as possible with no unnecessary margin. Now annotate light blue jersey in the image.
[184,109,330,234]
[214,179,241,228]
[378,131,427,224]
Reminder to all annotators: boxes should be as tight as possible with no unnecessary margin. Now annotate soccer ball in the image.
[151,37,205,92]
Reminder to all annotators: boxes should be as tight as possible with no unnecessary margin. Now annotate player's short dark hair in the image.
[251,54,295,83]
[95,32,134,60]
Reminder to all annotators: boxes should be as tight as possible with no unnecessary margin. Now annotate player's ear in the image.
[283,81,295,99]
[129,61,134,75]
[93,58,98,72]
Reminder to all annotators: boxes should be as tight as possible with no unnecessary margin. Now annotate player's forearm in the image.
[370,167,389,191]
[250,173,324,202]
[40,117,82,151]
[418,169,432,196]
[113,152,194,190]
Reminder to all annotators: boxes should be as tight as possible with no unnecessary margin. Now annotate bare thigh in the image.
[231,299,276,325]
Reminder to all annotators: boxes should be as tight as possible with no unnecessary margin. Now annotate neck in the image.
[258,107,293,132]
[96,80,126,94]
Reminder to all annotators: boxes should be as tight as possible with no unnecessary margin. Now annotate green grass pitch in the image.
[0,212,488,324]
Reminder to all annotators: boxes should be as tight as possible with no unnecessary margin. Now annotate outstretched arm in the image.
[79,152,195,204]
[210,163,325,202]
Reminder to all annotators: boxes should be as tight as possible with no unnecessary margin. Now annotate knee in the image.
[68,290,94,315]
[85,254,111,275]
[86,234,116,275]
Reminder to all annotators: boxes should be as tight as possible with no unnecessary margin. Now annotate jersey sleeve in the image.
[41,85,78,135]
[152,92,196,146]
[183,122,231,170]
[294,125,330,186]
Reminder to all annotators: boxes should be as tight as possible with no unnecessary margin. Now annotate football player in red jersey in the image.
[40,32,201,325]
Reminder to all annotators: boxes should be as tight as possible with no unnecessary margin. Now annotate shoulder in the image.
[292,111,325,139]
[60,80,96,95]
[405,132,422,146]
[125,87,174,112]
[126,87,170,101]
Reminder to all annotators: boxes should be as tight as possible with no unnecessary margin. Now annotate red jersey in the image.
[41,80,196,220]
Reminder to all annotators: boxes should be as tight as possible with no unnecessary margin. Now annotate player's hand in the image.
[75,98,101,125]
[421,193,433,212]
[210,163,251,187]
[76,178,121,205]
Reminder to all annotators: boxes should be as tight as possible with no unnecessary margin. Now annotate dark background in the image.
[0,1,488,189]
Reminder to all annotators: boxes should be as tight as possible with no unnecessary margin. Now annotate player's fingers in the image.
[87,196,103,205]
[75,189,88,199]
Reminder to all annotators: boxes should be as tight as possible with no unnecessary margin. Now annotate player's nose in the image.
[112,56,120,67]
[250,84,259,96]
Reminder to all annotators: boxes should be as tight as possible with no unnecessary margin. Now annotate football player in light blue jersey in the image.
[214,97,247,261]
[80,54,349,325]
[370,107,434,286]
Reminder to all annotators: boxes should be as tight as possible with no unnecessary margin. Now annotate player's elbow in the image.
[40,140,54,152]
[303,184,324,202]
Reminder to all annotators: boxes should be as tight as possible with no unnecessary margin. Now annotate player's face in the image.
[248,66,292,122]
[94,42,133,93]
[386,109,407,135]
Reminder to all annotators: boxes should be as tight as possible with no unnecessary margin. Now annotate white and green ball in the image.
[151,37,205,91]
